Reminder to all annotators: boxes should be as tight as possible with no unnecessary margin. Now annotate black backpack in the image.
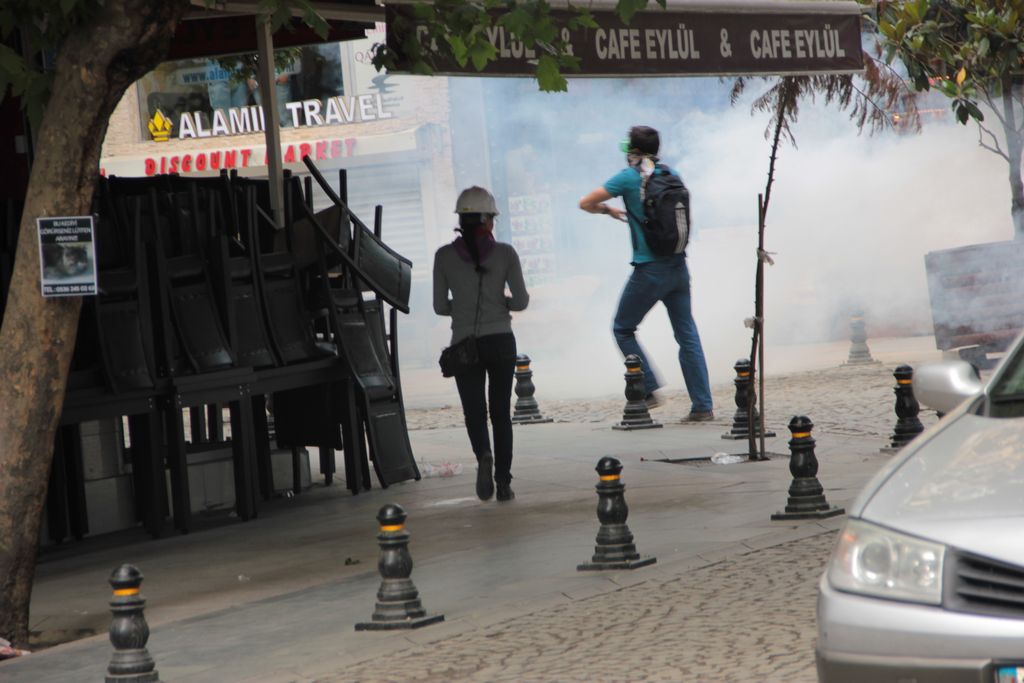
[626,165,690,257]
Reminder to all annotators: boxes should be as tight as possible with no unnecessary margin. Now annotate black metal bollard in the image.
[355,504,444,631]
[887,364,924,450]
[843,310,879,365]
[612,355,662,431]
[105,565,160,683]
[771,416,845,521]
[578,457,656,571]
[722,358,775,440]
[512,354,553,424]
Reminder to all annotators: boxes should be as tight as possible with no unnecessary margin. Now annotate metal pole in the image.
[255,16,285,227]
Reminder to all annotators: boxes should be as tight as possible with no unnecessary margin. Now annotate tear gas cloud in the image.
[409,76,1011,404]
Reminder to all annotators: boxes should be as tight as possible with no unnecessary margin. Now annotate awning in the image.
[171,1,384,59]
[383,0,864,77]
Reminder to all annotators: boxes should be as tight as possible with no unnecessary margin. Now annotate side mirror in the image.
[913,361,983,415]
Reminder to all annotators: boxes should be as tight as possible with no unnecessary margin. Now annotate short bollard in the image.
[842,310,879,366]
[105,564,160,683]
[771,416,844,521]
[612,355,662,431]
[355,504,444,631]
[722,358,775,440]
[578,457,656,571]
[512,354,553,424]
[883,364,924,452]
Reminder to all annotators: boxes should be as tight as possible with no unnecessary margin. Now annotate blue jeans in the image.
[613,255,713,412]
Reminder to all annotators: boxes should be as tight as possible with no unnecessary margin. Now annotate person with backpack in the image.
[578,125,714,421]
[434,186,530,501]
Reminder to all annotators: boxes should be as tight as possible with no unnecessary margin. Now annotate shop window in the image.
[136,44,344,142]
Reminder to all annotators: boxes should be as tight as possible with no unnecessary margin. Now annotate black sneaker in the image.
[681,411,714,423]
[496,483,515,502]
[476,454,494,501]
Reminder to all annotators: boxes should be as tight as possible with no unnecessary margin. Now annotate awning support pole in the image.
[255,15,286,226]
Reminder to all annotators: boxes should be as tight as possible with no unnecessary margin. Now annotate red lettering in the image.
[181,154,192,173]
[240,149,252,167]
[195,153,207,171]
[210,151,221,170]
[330,140,341,158]
[144,159,156,176]
[283,145,296,163]
[160,157,167,174]
[316,141,328,161]
[299,143,312,160]
[344,138,356,156]
[223,150,237,168]
[169,156,179,173]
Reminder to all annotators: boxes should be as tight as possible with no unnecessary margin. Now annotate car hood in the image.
[860,412,1024,567]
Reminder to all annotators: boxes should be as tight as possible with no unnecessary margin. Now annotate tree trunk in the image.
[1001,87,1024,239]
[0,0,189,646]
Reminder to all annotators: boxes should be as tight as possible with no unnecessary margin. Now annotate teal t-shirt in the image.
[604,166,677,264]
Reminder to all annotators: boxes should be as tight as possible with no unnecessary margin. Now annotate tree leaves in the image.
[373,0,654,92]
[536,54,566,91]
[0,0,332,118]
[878,0,1024,127]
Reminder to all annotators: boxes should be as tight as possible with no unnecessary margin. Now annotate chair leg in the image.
[229,396,258,521]
[251,394,274,500]
[189,406,206,443]
[338,378,370,494]
[291,447,303,495]
[128,410,166,538]
[165,401,192,533]
[319,445,334,486]
[208,402,224,441]
[63,424,89,540]
[47,430,70,544]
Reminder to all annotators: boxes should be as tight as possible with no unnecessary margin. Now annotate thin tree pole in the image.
[747,79,790,461]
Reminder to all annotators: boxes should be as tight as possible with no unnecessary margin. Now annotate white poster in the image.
[37,216,97,297]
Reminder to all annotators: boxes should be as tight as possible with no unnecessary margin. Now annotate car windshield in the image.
[988,343,1024,416]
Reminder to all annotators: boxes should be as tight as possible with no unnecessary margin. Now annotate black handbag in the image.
[439,272,483,378]
[439,335,479,377]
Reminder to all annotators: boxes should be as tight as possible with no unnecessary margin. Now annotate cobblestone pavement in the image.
[327,532,836,683]
[406,361,940,439]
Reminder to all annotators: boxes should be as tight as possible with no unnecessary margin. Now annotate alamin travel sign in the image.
[385,6,863,77]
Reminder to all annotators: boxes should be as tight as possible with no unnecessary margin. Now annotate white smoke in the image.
[406,76,1011,406]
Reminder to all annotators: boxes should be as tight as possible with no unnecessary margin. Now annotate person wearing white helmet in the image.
[433,186,530,502]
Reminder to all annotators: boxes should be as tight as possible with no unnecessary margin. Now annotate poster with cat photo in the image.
[37,216,97,297]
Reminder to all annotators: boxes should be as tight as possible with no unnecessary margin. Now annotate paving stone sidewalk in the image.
[406,361,940,439]
[327,532,836,683]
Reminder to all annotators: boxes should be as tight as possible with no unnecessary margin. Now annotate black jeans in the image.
[454,332,516,484]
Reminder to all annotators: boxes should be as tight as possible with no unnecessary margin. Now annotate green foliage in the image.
[216,47,302,87]
[876,0,1024,125]
[372,0,649,92]
[0,0,328,124]
[0,0,107,127]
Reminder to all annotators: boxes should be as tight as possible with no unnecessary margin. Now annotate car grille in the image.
[947,549,1024,618]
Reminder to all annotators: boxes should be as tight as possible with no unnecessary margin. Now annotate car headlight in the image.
[827,519,945,605]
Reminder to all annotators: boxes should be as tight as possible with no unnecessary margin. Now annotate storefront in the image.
[100,23,458,352]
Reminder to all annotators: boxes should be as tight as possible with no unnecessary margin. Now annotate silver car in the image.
[816,342,1024,683]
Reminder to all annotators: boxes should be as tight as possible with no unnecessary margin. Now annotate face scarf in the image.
[626,152,658,179]
[453,228,496,264]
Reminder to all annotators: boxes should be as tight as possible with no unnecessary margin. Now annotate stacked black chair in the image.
[299,158,419,488]
[227,174,351,490]
[49,179,167,540]
[47,164,421,542]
